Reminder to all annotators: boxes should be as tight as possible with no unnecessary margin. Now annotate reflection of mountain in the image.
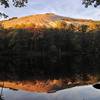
[0,13,100,31]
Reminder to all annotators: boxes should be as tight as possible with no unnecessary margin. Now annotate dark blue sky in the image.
[0,0,100,20]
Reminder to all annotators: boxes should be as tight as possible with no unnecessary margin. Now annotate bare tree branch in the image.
[82,0,100,7]
[0,0,28,18]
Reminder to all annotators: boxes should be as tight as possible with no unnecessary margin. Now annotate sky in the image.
[0,0,100,20]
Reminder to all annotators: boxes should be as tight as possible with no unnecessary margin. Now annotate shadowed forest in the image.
[0,27,100,81]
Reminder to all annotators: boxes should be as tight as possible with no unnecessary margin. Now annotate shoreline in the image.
[0,77,97,93]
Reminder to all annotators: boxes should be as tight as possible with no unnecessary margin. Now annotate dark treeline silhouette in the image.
[0,28,100,80]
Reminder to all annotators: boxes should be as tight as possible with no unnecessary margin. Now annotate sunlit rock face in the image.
[0,13,99,32]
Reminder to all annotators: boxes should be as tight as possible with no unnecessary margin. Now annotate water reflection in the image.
[1,85,100,100]
[0,82,4,100]
[55,85,100,100]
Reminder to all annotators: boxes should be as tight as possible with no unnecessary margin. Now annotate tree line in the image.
[0,28,100,80]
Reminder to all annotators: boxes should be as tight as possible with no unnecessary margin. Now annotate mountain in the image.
[0,13,100,31]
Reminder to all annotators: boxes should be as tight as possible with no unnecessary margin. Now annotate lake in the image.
[1,85,100,100]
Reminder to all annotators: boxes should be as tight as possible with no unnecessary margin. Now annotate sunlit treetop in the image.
[82,0,100,7]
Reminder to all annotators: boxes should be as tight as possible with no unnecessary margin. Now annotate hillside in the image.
[0,13,100,32]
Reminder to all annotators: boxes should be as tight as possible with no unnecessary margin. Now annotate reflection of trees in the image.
[0,28,100,79]
[0,96,4,100]
[0,82,4,100]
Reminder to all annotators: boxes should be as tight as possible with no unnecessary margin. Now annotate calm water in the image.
[1,85,100,100]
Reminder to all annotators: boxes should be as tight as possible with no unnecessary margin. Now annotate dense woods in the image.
[0,27,100,81]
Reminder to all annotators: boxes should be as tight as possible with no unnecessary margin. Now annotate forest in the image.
[0,27,100,81]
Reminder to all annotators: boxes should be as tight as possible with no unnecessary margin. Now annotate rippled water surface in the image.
[1,85,100,100]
